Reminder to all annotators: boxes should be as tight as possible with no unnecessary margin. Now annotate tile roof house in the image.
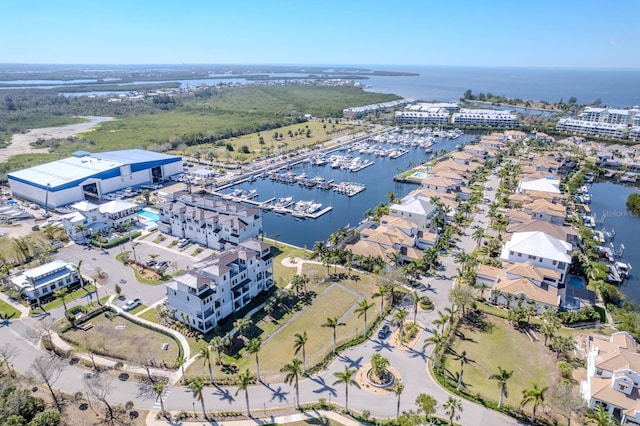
[582,332,640,424]
[522,199,567,225]
[491,276,560,313]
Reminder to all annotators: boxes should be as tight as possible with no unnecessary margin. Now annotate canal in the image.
[589,181,640,303]
[221,132,478,248]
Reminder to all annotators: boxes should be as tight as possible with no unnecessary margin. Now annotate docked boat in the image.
[616,262,632,279]
[306,203,322,214]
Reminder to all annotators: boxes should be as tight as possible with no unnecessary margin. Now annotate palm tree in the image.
[443,396,463,425]
[472,227,485,247]
[233,315,253,341]
[394,309,409,344]
[489,366,513,408]
[74,260,84,288]
[393,381,404,419]
[293,331,308,374]
[235,369,254,417]
[322,316,345,353]
[410,291,421,323]
[455,350,470,391]
[152,382,166,417]
[424,330,445,369]
[175,355,187,384]
[210,335,228,365]
[372,285,390,317]
[246,337,262,381]
[332,366,360,413]
[370,353,390,382]
[199,344,214,384]
[585,405,615,426]
[433,310,451,335]
[281,358,303,409]
[521,383,548,424]
[355,299,374,337]
[53,289,69,319]
[189,377,207,419]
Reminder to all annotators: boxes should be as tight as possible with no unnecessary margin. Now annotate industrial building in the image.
[7,149,182,210]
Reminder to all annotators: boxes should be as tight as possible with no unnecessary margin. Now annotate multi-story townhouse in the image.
[165,239,273,333]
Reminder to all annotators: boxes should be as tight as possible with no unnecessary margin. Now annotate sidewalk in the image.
[145,409,363,426]
[0,291,30,319]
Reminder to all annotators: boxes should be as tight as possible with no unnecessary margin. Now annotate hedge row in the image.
[90,231,142,249]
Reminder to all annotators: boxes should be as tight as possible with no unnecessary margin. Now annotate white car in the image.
[122,298,142,312]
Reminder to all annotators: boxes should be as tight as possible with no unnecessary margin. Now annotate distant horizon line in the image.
[1,63,639,71]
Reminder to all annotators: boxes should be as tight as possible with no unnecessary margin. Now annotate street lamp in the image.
[44,183,51,217]
[131,244,138,264]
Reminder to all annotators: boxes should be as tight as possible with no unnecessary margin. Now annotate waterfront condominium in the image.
[165,239,273,333]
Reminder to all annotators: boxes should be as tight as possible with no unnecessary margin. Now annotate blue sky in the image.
[1,0,639,68]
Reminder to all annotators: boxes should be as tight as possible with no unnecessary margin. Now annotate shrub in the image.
[558,306,600,325]
[557,360,572,379]
[420,296,434,310]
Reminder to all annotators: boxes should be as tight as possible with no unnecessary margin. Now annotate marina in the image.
[203,128,477,247]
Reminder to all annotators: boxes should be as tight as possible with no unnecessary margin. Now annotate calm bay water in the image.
[224,134,475,248]
[588,182,640,302]
[363,65,640,108]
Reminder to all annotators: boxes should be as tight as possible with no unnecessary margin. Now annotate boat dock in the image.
[333,181,366,197]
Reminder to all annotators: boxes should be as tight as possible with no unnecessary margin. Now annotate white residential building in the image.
[343,99,413,118]
[10,260,80,305]
[452,109,518,127]
[61,199,139,242]
[557,118,628,139]
[388,195,437,230]
[157,194,263,249]
[582,332,640,424]
[394,111,450,125]
[500,231,572,285]
[517,178,561,195]
[165,240,274,333]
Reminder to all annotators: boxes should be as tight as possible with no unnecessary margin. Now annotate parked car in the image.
[378,324,391,339]
[177,238,190,248]
[146,259,157,267]
[156,260,170,269]
[123,298,142,312]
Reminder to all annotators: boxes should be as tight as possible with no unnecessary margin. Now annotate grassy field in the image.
[61,313,180,365]
[185,283,361,382]
[177,120,358,164]
[0,299,21,319]
[444,316,557,412]
[0,85,395,173]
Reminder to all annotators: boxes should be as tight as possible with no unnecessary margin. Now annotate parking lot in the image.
[55,230,215,310]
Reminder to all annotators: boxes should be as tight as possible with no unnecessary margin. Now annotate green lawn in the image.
[444,315,557,412]
[138,308,160,324]
[36,285,96,313]
[129,304,147,315]
[60,313,180,365]
[0,299,21,319]
[186,284,360,382]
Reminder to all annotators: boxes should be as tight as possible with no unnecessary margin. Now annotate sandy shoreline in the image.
[0,115,114,162]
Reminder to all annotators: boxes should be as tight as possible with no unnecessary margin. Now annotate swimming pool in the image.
[567,275,585,288]
[138,209,160,222]
[411,171,429,179]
